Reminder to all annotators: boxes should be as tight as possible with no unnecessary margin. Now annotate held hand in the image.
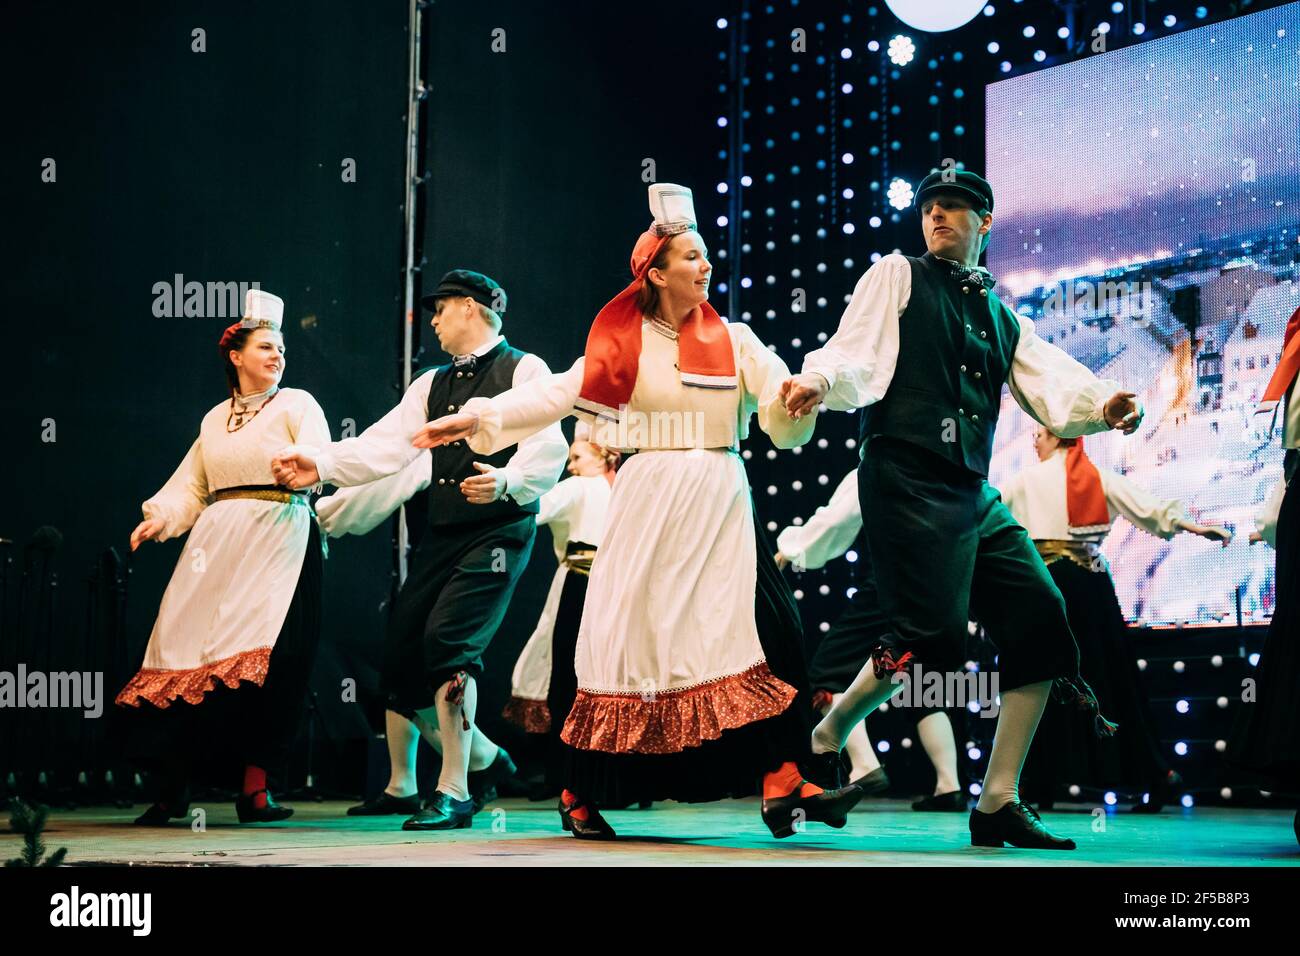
[130,518,165,551]
[1103,391,1144,435]
[1249,530,1264,545]
[413,412,478,449]
[271,452,320,490]
[774,551,790,571]
[781,373,828,419]
[1196,525,1233,546]
[460,461,507,504]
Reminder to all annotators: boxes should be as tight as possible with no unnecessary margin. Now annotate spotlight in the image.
[1176,699,1190,714]
[1174,741,1188,755]
[1104,791,1117,805]
[884,0,986,32]
[887,177,915,209]
[887,35,916,66]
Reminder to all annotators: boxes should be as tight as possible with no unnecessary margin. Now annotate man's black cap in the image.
[915,169,994,216]
[420,269,507,315]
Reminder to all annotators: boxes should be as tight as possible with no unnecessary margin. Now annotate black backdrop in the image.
[3,0,718,789]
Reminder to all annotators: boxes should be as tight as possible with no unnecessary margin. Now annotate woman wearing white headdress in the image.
[117,290,330,826]
[409,184,864,840]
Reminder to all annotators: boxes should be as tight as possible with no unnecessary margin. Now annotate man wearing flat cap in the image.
[274,270,567,830]
[780,167,1146,850]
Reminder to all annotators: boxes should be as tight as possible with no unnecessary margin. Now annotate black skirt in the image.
[542,560,590,791]
[1229,475,1300,786]
[559,499,811,806]
[1021,556,1169,799]
[123,519,324,780]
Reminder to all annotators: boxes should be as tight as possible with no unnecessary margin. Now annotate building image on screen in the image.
[984,3,1300,627]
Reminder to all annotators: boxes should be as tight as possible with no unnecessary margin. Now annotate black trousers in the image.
[383,514,536,715]
[1230,460,1300,786]
[859,437,1080,693]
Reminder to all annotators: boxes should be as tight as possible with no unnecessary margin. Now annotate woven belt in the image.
[1035,539,1107,573]
[213,488,311,507]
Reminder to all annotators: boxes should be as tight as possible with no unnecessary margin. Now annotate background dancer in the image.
[999,423,1230,812]
[781,169,1146,850]
[777,468,966,811]
[119,290,327,825]
[502,431,616,797]
[273,270,568,831]
[1230,304,1300,846]
[416,184,863,840]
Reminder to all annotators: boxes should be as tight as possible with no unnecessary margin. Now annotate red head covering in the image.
[574,228,736,422]
[1063,437,1110,535]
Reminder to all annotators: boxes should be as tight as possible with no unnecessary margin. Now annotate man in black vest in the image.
[273,270,567,830]
[780,169,1144,850]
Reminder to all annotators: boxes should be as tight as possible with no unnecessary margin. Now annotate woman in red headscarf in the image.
[998,422,1230,812]
[415,184,863,839]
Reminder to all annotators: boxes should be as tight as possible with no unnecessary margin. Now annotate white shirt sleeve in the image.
[537,475,586,527]
[1100,468,1186,539]
[465,358,584,455]
[1256,474,1285,548]
[799,254,910,411]
[734,322,818,448]
[1006,314,1118,439]
[492,355,570,507]
[316,454,432,538]
[142,437,209,541]
[776,469,862,570]
[313,372,436,488]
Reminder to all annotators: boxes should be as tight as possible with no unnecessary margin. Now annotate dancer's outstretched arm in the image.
[781,254,910,417]
[734,321,817,448]
[775,469,862,571]
[475,358,570,507]
[1006,315,1139,437]
[273,371,438,489]
[1102,468,1230,543]
[417,358,583,455]
[316,455,431,538]
[131,437,209,549]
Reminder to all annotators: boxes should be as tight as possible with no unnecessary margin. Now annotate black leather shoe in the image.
[969,801,1075,850]
[558,797,617,840]
[133,802,190,827]
[403,791,474,831]
[912,790,968,812]
[850,766,890,797]
[761,784,864,839]
[805,750,847,789]
[347,791,422,816]
[468,748,517,814]
[235,789,294,824]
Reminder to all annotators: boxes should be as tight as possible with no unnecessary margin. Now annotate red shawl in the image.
[575,229,736,421]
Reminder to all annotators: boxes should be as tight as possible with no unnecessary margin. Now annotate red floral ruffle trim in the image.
[502,696,552,734]
[115,646,273,709]
[559,661,797,755]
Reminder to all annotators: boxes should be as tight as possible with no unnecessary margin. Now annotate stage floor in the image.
[8,798,1298,867]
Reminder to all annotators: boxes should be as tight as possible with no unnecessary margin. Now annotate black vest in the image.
[859,253,1021,476]
[423,339,540,528]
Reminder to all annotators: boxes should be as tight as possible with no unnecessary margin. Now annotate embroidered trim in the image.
[559,661,797,754]
[114,646,273,709]
[502,696,552,734]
